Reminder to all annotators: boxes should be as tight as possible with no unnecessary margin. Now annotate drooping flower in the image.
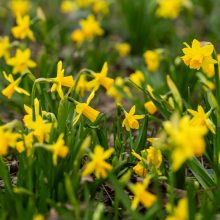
[2,72,30,99]
[130,70,145,87]
[160,114,207,171]
[0,36,11,59]
[144,101,157,115]
[144,50,160,72]
[181,39,217,72]
[9,0,30,17]
[115,42,131,57]
[73,90,100,125]
[156,0,184,19]
[50,61,74,100]
[87,62,114,91]
[166,198,188,220]
[187,105,215,134]
[7,49,36,75]
[11,14,35,41]
[129,177,157,210]
[82,144,114,178]
[122,105,145,131]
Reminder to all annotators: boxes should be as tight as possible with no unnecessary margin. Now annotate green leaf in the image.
[187,157,215,197]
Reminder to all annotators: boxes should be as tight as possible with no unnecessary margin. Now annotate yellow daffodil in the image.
[7,48,36,75]
[50,61,75,100]
[49,134,69,166]
[187,105,215,134]
[132,147,162,177]
[11,14,35,41]
[71,15,103,44]
[92,0,109,15]
[23,99,52,143]
[161,114,207,171]
[156,0,184,19]
[182,39,217,73]
[16,132,34,156]
[130,70,145,87]
[166,198,188,220]
[87,62,114,91]
[144,50,160,72]
[71,29,85,45]
[9,0,30,17]
[0,36,11,59]
[115,42,131,57]
[129,177,157,210]
[2,72,30,99]
[73,90,100,125]
[82,144,114,178]
[79,15,104,38]
[60,0,77,13]
[144,101,157,114]
[23,98,45,128]
[122,105,145,131]
[0,127,19,155]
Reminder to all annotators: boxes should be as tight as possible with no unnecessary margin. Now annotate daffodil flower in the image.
[144,50,160,72]
[129,176,157,210]
[82,145,114,179]
[187,105,215,134]
[2,72,30,99]
[50,134,69,166]
[73,90,100,125]
[7,48,36,75]
[162,114,207,171]
[166,198,188,220]
[122,105,145,131]
[115,42,131,57]
[11,14,35,41]
[0,36,11,59]
[132,147,162,177]
[9,0,31,17]
[0,126,19,155]
[87,62,114,91]
[79,14,104,38]
[182,39,217,73]
[50,61,74,100]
